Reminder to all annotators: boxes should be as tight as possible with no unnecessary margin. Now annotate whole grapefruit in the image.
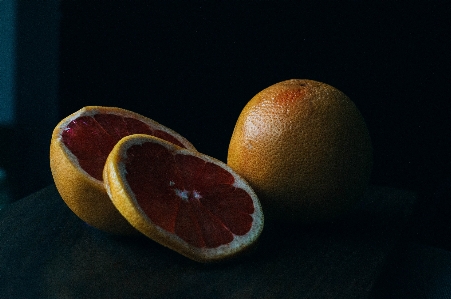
[227,79,373,222]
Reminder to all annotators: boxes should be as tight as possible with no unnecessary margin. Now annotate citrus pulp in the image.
[104,134,264,262]
[50,106,196,234]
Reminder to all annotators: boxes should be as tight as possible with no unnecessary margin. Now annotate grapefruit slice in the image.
[50,106,196,235]
[103,134,264,262]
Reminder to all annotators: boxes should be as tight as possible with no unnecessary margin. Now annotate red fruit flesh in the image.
[124,142,255,248]
[61,114,186,180]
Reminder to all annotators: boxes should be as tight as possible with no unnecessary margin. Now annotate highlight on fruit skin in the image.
[50,106,196,235]
[103,134,264,263]
[227,79,373,223]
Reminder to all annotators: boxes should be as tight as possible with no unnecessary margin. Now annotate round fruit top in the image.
[228,79,373,222]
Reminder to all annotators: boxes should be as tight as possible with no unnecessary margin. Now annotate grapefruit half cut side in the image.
[103,134,264,262]
[50,106,196,234]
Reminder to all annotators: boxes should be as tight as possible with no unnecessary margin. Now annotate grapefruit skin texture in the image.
[227,79,373,222]
[104,134,264,263]
[50,139,133,234]
[50,106,196,235]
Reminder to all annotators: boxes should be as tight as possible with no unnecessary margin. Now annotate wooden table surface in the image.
[0,184,416,299]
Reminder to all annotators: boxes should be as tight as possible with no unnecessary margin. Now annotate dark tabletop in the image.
[0,184,416,299]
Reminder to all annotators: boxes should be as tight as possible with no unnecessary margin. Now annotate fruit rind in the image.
[227,79,373,223]
[50,122,137,235]
[50,106,196,235]
[104,134,264,263]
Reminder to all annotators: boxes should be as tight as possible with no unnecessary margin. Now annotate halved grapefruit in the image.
[50,106,196,234]
[103,134,264,262]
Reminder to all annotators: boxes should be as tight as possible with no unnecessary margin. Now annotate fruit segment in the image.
[123,142,256,248]
[62,114,186,180]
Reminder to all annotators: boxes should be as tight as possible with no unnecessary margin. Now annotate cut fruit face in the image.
[50,106,196,235]
[60,107,196,181]
[104,134,264,262]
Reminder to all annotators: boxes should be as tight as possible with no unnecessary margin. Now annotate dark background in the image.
[2,1,450,222]
[2,1,449,200]
[58,1,450,195]
[2,1,451,297]
[55,0,451,259]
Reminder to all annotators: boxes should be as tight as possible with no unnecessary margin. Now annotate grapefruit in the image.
[103,134,264,262]
[227,79,373,222]
[50,106,196,234]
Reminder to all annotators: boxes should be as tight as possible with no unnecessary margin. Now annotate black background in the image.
[58,1,450,198]
[2,2,451,296]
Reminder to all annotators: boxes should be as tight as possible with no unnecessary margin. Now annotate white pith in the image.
[56,108,103,185]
